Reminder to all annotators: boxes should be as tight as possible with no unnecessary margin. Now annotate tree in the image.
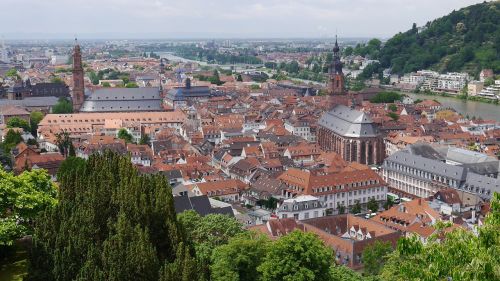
[286,61,300,74]
[386,112,399,121]
[55,132,72,157]
[30,111,44,136]
[351,200,361,214]
[367,198,379,213]
[177,210,244,280]
[388,104,398,112]
[139,135,150,145]
[1,129,22,153]
[52,97,73,114]
[362,241,393,276]
[27,151,197,281]
[7,117,30,132]
[125,82,139,88]
[258,230,334,281]
[50,77,64,84]
[330,265,367,281]
[0,168,57,247]
[337,202,345,215]
[383,196,394,210]
[381,192,500,281]
[5,68,20,79]
[56,156,86,180]
[118,128,133,143]
[102,82,111,87]
[344,46,354,56]
[236,74,243,82]
[210,233,270,281]
[370,91,402,103]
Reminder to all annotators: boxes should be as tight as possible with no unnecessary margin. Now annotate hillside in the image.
[379,1,500,76]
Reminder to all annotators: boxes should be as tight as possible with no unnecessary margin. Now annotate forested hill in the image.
[379,1,500,76]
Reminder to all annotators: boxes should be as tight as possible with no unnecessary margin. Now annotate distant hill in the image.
[379,1,500,76]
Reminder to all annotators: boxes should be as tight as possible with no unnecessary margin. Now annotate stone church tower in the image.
[327,36,351,107]
[72,39,85,112]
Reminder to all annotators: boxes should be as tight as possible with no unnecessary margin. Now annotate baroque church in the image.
[317,38,385,165]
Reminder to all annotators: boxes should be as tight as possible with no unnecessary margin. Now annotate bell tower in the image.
[72,38,85,112]
[328,36,345,96]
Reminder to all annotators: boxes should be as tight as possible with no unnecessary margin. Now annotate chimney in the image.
[418,198,422,205]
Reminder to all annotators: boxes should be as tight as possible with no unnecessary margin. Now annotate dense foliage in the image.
[381,192,500,281]
[29,111,44,136]
[0,129,22,154]
[52,97,73,114]
[88,69,130,85]
[6,117,30,132]
[258,230,334,281]
[370,92,403,103]
[117,128,133,143]
[178,210,245,280]
[22,149,500,281]
[210,233,270,281]
[27,152,198,281]
[362,241,392,276]
[168,45,262,64]
[0,169,57,247]
[379,1,500,74]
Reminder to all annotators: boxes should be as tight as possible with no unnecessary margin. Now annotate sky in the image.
[0,0,487,39]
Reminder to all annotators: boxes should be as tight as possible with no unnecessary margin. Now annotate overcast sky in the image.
[0,0,486,39]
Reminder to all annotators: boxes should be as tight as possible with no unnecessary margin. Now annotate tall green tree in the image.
[362,241,393,276]
[367,198,379,213]
[258,230,334,281]
[27,151,198,281]
[30,111,44,136]
[351,200,362,214]
[210,233,270,281]
[177,210,244,280]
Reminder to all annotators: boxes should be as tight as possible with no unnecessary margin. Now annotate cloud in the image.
[0,0,485,38]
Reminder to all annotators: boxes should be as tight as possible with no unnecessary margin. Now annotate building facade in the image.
[382,149,500,199]
[317,105,385,165]
[276,195,326,220]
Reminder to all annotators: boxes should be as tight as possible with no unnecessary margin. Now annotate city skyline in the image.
[0,0,486,39]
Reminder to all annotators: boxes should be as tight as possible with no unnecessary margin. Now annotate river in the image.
[406,93,500,122]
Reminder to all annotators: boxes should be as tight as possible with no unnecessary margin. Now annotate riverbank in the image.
[408,90,499,105]
[406,92,500,121]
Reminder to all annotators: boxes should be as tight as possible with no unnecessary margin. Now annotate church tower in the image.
[72,39,85,112]
[328,36,345,96]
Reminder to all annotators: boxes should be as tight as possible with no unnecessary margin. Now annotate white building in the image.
[477,80,500,99]
[437,72,469,92]
[276,195,326,220]
[284,118,314,142]
[51,55,69,66]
